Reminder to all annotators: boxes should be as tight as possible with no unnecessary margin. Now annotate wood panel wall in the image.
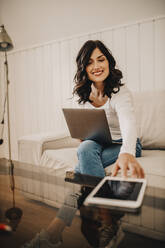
[0,16,165,160]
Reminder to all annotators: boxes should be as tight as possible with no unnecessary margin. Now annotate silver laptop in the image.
[62,108,112,146]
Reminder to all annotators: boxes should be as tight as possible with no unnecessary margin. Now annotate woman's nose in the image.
[93,61,99,69]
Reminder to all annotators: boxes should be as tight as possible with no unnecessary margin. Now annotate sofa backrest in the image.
[133,90,165,149]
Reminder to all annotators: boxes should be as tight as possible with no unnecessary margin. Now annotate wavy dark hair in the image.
[73,40,124,104]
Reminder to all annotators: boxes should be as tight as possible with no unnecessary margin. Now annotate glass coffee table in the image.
[0,165,165,248]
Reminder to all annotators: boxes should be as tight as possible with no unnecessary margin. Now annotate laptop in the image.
[62,108,112,146]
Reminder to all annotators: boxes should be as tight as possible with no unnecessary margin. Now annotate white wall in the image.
[0,0,165,160]
[0,0,165,50]
[0,15,164,160]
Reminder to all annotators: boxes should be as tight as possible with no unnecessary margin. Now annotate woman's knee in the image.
[77,140,101,157]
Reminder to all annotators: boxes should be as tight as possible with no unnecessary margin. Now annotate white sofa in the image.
[16,90,165,241]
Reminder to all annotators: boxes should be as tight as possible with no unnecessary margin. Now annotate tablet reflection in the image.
[108,181,135,200]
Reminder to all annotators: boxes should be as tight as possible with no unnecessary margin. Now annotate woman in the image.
[73,40,144,179]
[21,40,144,248]
[72,40,144,247]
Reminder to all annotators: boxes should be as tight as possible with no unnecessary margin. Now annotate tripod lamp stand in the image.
[0,25,22,231]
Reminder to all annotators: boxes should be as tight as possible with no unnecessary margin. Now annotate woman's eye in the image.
[87,58,105,65]
[98,59,104,62]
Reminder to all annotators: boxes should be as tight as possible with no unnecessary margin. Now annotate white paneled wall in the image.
[0,16,165,160]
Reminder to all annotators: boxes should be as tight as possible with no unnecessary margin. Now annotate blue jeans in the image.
[75,139,142,178]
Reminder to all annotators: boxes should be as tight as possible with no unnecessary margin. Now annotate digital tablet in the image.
[84,176,147,213]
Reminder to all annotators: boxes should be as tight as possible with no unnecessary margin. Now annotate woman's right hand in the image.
[89,84,108,106]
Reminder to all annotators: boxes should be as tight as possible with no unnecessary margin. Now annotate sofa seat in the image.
[40,148,165,187]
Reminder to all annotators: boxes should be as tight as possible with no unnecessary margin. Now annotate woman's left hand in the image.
[111,153,145,178]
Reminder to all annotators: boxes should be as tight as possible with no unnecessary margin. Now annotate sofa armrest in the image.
[18,132,80,165]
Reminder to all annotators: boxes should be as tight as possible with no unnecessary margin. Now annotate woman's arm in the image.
[111,86,145,178]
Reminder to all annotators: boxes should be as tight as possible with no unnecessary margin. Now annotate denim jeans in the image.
[75,139,142,178]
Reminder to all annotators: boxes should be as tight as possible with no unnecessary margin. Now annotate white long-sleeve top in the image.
[84,85,138,156]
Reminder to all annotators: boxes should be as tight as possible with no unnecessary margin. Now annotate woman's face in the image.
[86,48,109,84]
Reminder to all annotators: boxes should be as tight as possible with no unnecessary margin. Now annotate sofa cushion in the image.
[133,90,165,149]
[40,147,78,174]
[137,150,165,176]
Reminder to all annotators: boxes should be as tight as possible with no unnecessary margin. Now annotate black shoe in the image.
[98,220,124,248]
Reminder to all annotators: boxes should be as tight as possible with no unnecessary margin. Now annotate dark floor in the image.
[118,232,165,248]
[0,174,165,248]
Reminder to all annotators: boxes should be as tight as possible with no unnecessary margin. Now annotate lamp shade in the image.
[0,25,13,51]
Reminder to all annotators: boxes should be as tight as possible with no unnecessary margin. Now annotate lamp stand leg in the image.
[4,52,23,231]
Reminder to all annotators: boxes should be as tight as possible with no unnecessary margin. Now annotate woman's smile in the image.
[92,70,104,76]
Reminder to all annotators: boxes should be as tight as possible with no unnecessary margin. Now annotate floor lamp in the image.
[0,25,22,231]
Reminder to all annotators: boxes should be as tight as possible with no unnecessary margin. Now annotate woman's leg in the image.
[21,193,81,248]
[102,143,122,168]
[74,141,123,247]
[75,140,105,177]
[47,193,80,243]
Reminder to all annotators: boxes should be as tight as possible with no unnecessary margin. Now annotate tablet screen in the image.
[93,180,143,201]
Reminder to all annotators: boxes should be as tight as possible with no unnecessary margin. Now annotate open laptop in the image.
[62,108,112,146]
